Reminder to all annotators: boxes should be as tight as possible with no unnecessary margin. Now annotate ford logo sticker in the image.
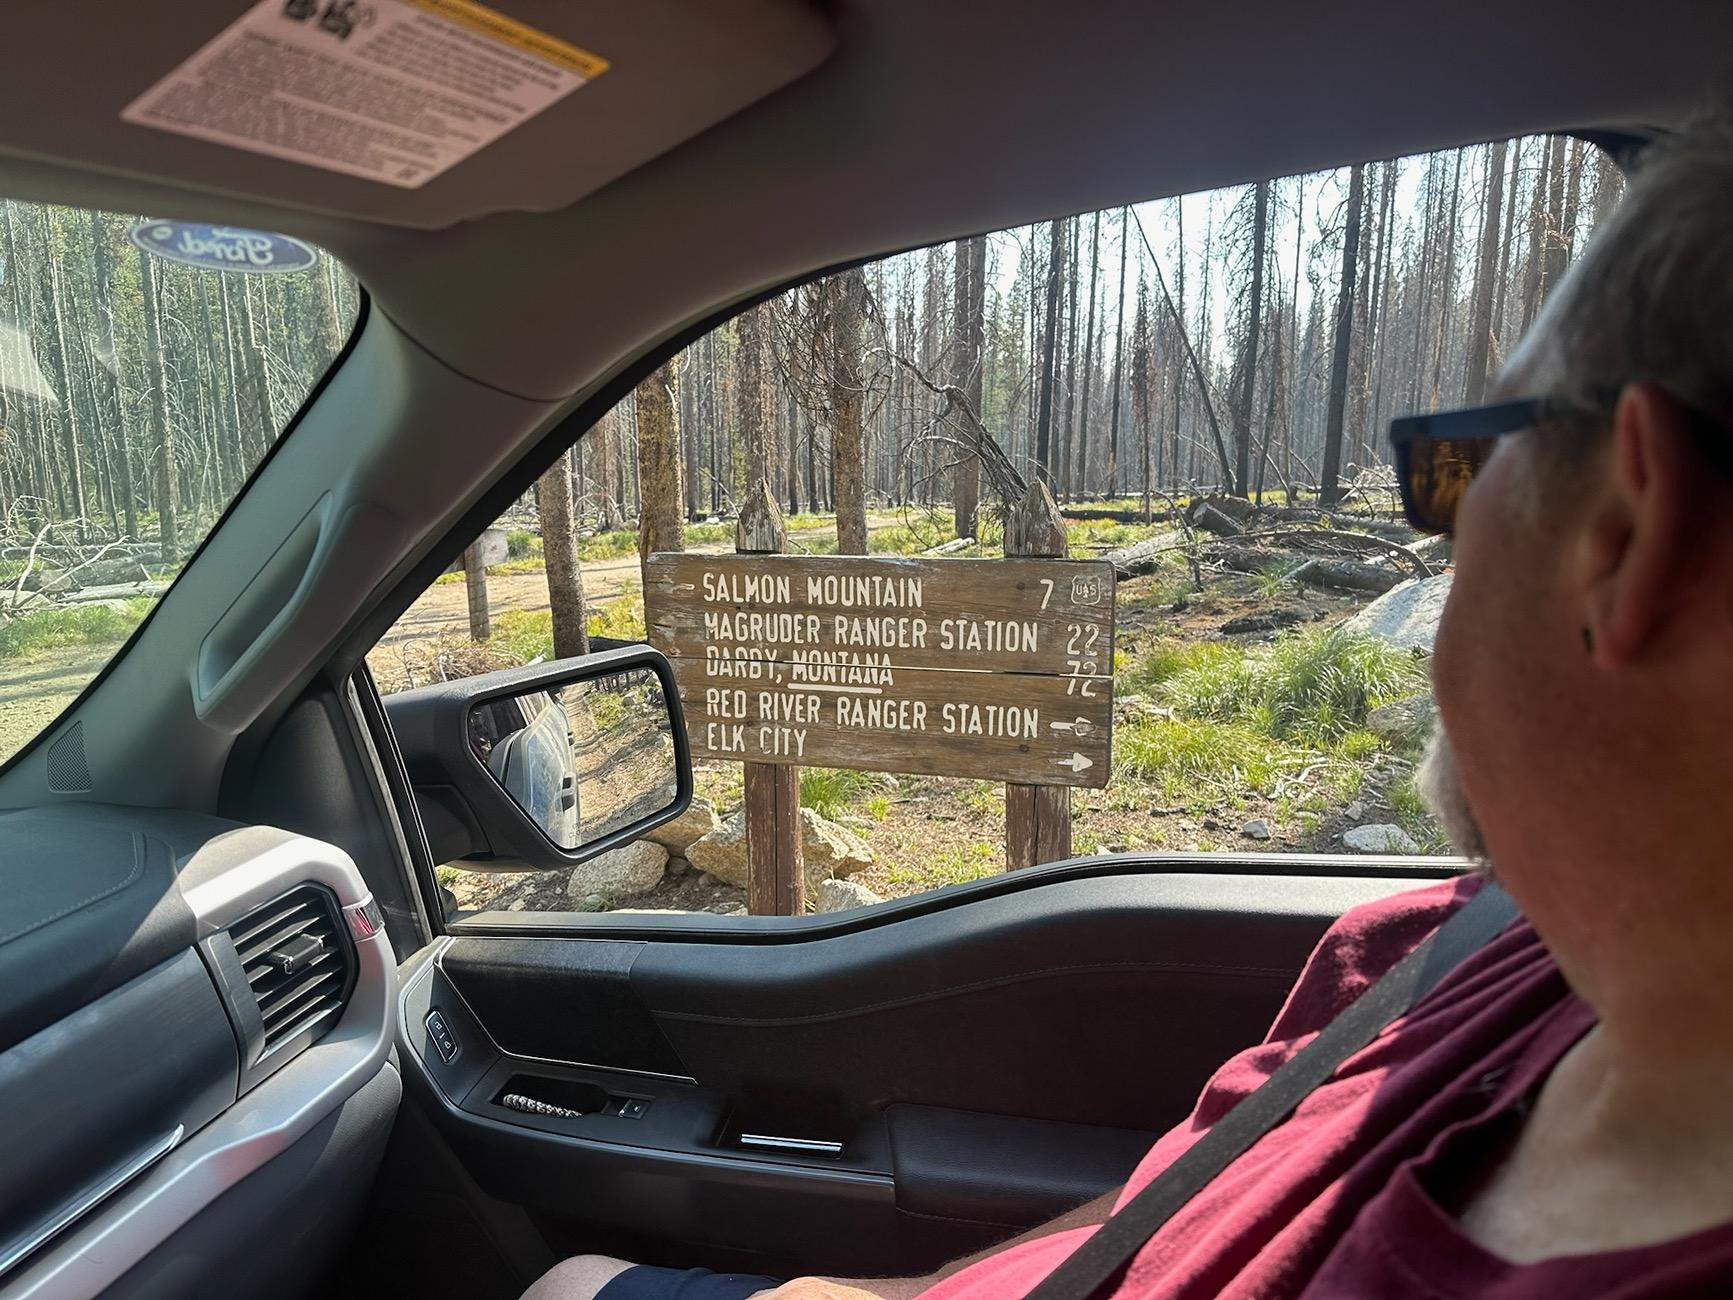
[127,221,320,275]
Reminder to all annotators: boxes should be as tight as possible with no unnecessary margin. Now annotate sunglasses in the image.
[1388,396,1595,534]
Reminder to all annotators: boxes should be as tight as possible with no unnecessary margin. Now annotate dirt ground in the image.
[0,646,116,764]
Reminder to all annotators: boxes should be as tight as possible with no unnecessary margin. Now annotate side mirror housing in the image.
[384,645,691,871]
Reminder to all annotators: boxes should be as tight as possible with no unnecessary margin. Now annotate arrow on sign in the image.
[1050,717,1094,737]
[1055,752,1094,773]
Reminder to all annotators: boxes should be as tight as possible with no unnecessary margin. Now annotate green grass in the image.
[0,598,155,662]
[1111,626,1426,813]
[489,608,554,663]
[1122,638,1238,693]
[477,591,646,663]
[1388,773,1451,852]
[577,529,640,561]
[885,842,998,892]
[506,529,541,560]
[588,591,646,641]
[1114,716,1288,804]
[799,766,877,820]
[1164,628,1425,747]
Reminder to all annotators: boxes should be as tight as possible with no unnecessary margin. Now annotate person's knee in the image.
[521,1254,635,1300]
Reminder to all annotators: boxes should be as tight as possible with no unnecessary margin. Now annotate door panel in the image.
[396,865,1444,1280]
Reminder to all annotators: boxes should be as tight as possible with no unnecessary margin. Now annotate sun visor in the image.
[0,0,834,229]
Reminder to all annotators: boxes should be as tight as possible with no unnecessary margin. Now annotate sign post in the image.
[1005,482,1073,870]
[645,485,1114,893]
[736,482,804,916]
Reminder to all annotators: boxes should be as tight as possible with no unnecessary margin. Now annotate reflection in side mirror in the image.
[468,666,679,853]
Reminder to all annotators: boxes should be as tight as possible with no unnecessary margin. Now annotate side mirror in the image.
[384,645,692,872]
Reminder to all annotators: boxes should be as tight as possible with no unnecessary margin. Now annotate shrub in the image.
[505,529,541,560]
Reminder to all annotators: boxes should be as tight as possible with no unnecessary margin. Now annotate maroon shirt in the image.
[920,876,1733,1299]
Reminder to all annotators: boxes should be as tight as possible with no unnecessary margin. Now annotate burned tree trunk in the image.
[1320,164,1365,505]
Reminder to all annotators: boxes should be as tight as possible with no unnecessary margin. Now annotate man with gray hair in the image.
[529,118,1733,1300]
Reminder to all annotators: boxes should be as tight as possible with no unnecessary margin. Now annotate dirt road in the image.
[379,516,908,648]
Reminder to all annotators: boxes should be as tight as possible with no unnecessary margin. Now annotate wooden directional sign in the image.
[645,554,1115,787]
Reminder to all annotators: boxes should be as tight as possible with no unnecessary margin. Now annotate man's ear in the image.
[1582,383,1712,667]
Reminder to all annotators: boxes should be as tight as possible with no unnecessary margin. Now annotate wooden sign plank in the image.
[645,554,1114,682]
[647,551,1116,788]
[675,664,1110,786]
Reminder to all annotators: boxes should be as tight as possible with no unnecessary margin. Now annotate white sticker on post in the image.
[121,0,610,189]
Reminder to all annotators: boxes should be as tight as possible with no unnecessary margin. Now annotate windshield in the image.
[0,204,360,766]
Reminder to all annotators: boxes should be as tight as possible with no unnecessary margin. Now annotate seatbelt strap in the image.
[1023,881,1519,1300]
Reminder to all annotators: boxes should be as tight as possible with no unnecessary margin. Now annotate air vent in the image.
[226,885,353,1055]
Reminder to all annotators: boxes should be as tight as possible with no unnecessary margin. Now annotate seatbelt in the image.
[1023,881,1519,1300]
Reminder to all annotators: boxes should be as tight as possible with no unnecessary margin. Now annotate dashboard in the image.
[0,805,399,1299]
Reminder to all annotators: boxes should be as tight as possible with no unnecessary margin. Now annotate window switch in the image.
[616,1097,649,1120]
[425,1010,459,1063]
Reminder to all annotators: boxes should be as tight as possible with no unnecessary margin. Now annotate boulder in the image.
[643,796,720,854]
[1342,823,1421,854]
[1366,693,1437,742]
[1342,573,1453,652]
[803,808,873,879]
[687,808,873,890]
[566,840,668,899]
[817,878,885,913]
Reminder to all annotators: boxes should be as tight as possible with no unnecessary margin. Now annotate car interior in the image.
[0,1,1729,1297]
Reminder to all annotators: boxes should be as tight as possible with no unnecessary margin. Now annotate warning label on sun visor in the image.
[121,0,609,189]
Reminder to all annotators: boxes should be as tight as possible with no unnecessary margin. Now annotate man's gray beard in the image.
[1416,726,1492,874]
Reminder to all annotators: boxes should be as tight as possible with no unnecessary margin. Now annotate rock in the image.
[1345,800,1366,822]
[708,902,747,916]
[817,878,885,913]
[1342,823,1421,854]
[1411,534,1453,567]
[1342,573,1453,652]
[801,808,873,879]
[686,808,872,891]
[666,855,693,877]
[643,797,720,854]
[840,815,875,831]
[686,814,749,885]
[1241,818,1271,840]
[566,840,668,899]
[1366,693,1438,742]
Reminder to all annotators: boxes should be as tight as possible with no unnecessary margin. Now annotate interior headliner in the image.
[1,0,1727,402]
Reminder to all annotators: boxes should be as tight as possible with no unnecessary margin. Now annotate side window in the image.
[372,134,1622,920]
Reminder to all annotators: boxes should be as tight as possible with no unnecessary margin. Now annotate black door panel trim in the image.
[444,851,1463,944]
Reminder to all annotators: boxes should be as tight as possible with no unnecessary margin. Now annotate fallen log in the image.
[1213,547,1290,575]
[922,536,974,556]
[55,580,170,603]
[1290,558,1402,595]
[1189,503,1245,537]
[1102,532,1179,578]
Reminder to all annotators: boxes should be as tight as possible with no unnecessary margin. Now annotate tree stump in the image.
[1005,481,1072,870]
[737,480,804,915]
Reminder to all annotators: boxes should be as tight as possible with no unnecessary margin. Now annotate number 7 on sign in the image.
[1038,578,1054,610]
